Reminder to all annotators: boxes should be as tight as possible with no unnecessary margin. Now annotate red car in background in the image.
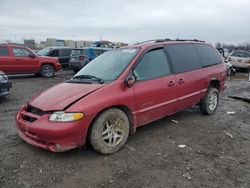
[16,39,227,154]
[0,44,61,77]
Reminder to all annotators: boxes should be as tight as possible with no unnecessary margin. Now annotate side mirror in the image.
[125,73,136,88]
[28,53,36,58]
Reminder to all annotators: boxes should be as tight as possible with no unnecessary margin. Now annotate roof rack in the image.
[134,39,161,45]
[134,38,205,45]
[175,39,205,42]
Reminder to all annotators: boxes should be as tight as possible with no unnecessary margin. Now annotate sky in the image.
[0,0,250,45]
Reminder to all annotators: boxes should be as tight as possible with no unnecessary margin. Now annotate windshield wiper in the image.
[72,74,104,84]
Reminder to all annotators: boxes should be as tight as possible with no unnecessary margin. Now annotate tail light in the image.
[79,56,85,61]
[247,60,250,64]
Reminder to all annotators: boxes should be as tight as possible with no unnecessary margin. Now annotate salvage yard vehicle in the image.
[38,47,72,68]
[227,50,250,70]
[0,71,12,98]
[217,48,235,76]
[0,44,61,78]
[16,39,227,154]
[69,47,109,72]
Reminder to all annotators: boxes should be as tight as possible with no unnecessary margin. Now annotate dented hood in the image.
[29,83,104,111]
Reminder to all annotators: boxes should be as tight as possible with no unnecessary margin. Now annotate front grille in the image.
[21,105,46,123]
[26,105,46,116]
[22,115,37,123]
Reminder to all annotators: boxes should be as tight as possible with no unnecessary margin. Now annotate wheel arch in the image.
[209,77,220,91]
[85,105,136,146]
[39,62,56,72]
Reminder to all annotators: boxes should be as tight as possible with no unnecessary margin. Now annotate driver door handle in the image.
[168,80,175,86]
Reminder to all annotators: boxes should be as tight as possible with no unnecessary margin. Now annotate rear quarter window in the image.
[194,44,222,67]
[0,47,10,56]
[165,44,201,74]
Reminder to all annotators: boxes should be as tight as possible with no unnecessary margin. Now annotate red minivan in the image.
[16,39,227,154]
[0,44,61,77]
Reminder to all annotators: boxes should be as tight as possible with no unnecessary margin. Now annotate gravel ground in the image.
[0,70,250,188]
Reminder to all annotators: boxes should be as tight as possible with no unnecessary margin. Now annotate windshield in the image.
[38,48,50,56]
[75,48,139,82]
[71,49,87,56]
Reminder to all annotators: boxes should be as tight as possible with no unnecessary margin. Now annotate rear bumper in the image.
[0,81,12,97]
[16,106,93,152]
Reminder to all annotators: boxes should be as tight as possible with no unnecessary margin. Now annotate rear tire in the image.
[89,108,130,154]
[40,64,55,78]
[200,87,219,115]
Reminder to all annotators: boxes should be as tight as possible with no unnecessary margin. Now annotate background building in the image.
[24,39,36,49]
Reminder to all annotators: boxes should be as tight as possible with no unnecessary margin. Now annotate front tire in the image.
[40,64,55,78]
[200,87,219,115]
[89,108,130,154]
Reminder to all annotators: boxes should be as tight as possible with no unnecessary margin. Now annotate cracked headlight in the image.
[49,111,84,122]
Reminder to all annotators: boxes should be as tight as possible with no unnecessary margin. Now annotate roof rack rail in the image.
[175,39,205,42]
[134,39,162,45]
[134,38,205,45]
[134,38,172,45]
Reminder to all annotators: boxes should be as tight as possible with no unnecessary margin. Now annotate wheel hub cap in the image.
[208,92,218,111]
[102,117,125,147]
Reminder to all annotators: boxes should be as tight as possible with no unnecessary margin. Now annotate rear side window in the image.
[0,47,9,56]
[134,48,171,81]
[13,48,31,57]
[71,49,87,56]
[194,44,222,67]
[49,50,59,57]
[59,49,71,56]
[165,44,201,74]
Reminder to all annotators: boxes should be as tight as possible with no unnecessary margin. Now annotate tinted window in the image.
[13,48,31,57]
[134,48,170,80]
[49,50,59,57]
[0,47,9,56]
[165,44,201,73]
[59,49,71,56]
[195,44,222,67]
[71,49,87,56]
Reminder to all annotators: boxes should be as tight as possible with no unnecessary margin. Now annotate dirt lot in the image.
[0,70,250,188]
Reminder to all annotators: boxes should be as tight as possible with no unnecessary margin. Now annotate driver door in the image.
[11,47,38,73]
[133,48,177,127]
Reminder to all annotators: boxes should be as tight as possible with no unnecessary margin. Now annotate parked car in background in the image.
[69,47,109,72]
[217,48,235,75]
[92,41,115,48]
[0,44,61,78]
[16,39,226,154]
[38,47,72,68]
[227,50,250,70]
[0,71,12,98]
